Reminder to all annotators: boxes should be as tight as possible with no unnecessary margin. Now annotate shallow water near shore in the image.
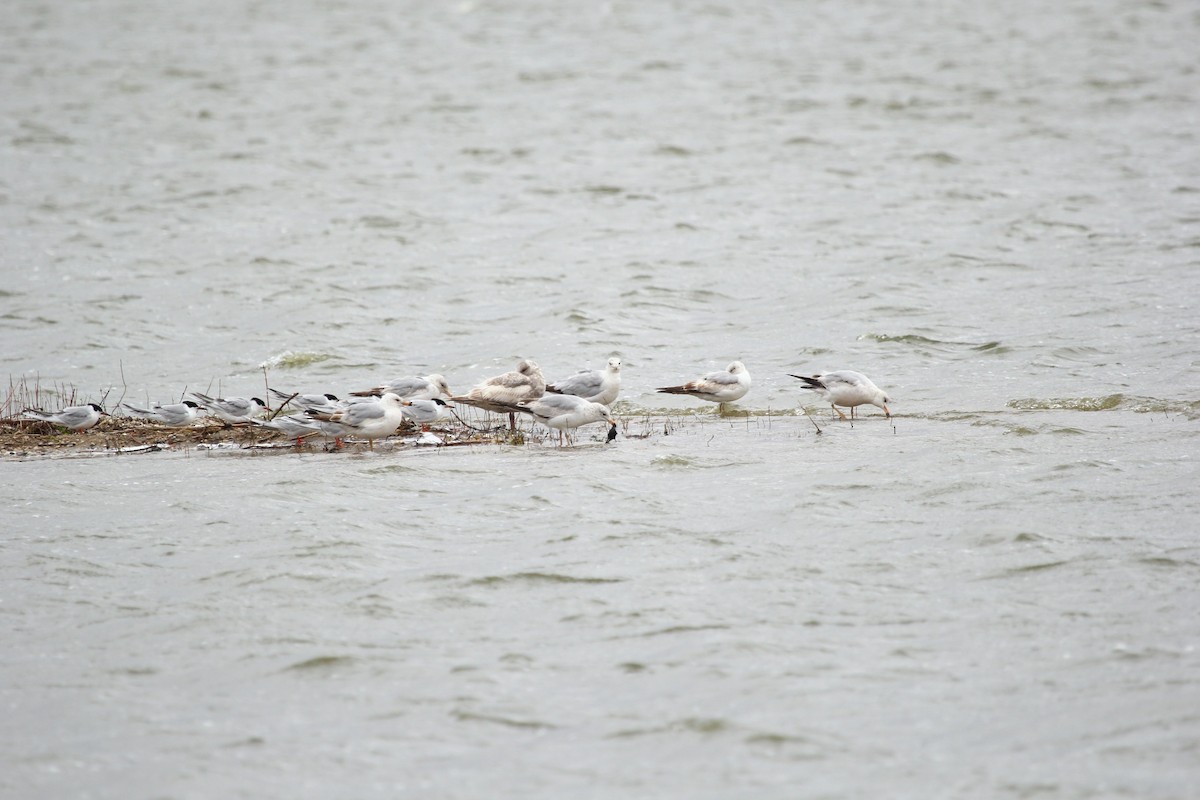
[3,0,1199,797]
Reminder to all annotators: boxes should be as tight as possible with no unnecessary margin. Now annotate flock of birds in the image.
[18,358,893,448]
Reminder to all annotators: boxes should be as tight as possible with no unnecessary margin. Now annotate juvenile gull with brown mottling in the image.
[451,359,546,431]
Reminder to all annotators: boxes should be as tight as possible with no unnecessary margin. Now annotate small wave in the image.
[453,711,557,730]
[357,215,404,229]
[997,560,1072,577]
[1007,395,1124,412]
[677,717,729,734]
[913,151,961,165]
[467,572,623,587]
[1005,395,1198,418]
[1049,345,1109,362]
[651,454,696,468]
[284,655,355,673]
[783,135,832,147]
[1127,397,1200,420]
[517,69,580,83]
[860,333,1006,353]
[608,717,731,739]
[1139,557,1200,569]
[259,351,334,369]
[638,624,730,638]
[361,464,420,476]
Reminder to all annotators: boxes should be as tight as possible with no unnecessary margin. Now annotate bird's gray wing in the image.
[549,370,602,396]
[702,371,741,386]
[344,403,386,426]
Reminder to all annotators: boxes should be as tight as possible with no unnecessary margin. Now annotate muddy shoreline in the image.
[0,416,518,459]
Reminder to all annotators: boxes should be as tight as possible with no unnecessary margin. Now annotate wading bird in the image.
[789,370,891,419]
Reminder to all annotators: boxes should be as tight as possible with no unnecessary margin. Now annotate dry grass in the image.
[2,375,94,419]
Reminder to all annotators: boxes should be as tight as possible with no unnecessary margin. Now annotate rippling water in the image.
[3,0,1198,797]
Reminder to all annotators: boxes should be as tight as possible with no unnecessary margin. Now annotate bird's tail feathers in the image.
[788,374,823,389]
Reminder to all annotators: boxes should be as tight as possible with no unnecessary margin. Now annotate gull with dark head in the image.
[23,403,106,431]
[789,370,891,419]
[547,357,622,406]
[656,360,752,411]
[450,359,545,431]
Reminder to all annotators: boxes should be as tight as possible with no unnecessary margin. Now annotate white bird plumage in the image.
[498,394,616,446]
[401,397,452,427]
[350,374,452,401]
[249,413,326,444]
[120,400,203,427]
[190,393,267,424]
[790,370,892,419]
[547,357,622,405]
[268,388,341,411]
[656,361,752,408]
[304,392,406,449]
[23,403,106,431]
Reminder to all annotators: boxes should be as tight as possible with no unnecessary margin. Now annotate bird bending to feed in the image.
[349,374,452,400]
[493,394,615,446]
[450,359,546,431]
[23,403,106,431]
[547,357,622,405]
[120,400,203,427]
[304,392,405,449]
[789,370,891,419]
[190,392,267,424]
[656,360,752,409]
[400,397,451,429]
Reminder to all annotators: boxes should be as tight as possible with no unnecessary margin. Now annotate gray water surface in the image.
[2,1,1198,797]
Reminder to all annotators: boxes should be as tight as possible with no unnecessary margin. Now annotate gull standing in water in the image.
[546,357,622,405]
[495,394,616,446]
[789,370,891,419]
[304,392,406,450]
[451,359,546,431]
[23,403,106,431]
[120,400,203,427]
[349,374,452,400]
[190,393,267,425]
[656,360,752,411]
